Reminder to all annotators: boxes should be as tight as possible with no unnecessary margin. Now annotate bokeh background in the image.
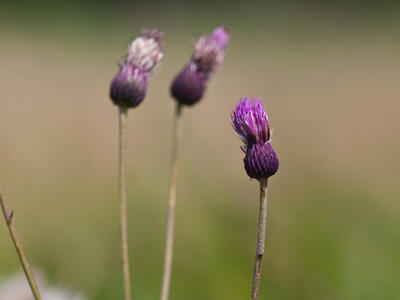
[1,0,400,299]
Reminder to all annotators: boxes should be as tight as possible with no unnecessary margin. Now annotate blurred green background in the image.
[1,0,400,299]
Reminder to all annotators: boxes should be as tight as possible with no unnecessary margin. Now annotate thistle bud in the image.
[171,26,229,106]
[231,97,279,180]
[110,29,163,108]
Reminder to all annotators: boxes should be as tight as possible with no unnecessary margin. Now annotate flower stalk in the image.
[160,102,183,300]
[231,97,279,300]
[118,107,131,300]
[171,26,230,106]
[160,27,229,300]
[251,178,268,300]
[0,188,42,300]
[110,29,164,299]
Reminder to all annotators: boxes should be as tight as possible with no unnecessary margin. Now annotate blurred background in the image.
[1,0,400,299]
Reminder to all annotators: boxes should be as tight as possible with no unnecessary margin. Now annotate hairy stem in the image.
[0,188,42,300]
[251,178,268,300]
[119,106,131,300]
[160,103,183,300]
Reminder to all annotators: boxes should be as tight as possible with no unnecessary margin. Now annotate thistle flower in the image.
[231,97,279,300]
[231,97,279,180]
[171,26,229,106]
[110,29,163,108]
[232,97,270,146]
[160,26,229,300]
[108,28,164,300]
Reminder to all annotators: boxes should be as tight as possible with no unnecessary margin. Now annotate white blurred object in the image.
[0,272,87,300]
[41,288,86,300]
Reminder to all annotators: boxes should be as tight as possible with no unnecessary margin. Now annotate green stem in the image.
[160,103,183,300]
[119,106,131,300]
[251,178,268,300]
[0,188,42,300]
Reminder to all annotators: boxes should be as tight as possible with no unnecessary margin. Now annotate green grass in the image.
[1,176,399,299]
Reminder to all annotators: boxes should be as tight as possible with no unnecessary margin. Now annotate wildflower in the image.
[231,97,279,300]
[109,28,164,300]
[231,97,278,180]
[110,29,163,108]
[171,26,229,105]
[160,26,229,300]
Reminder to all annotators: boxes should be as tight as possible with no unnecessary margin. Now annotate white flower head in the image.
[42,287,87,300]
[126,29,164,73]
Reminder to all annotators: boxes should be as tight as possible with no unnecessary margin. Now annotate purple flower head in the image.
[171,26,229,106]
[110,64,148,108]
[209,26,230,49]
[244,142,279,179]
[232,97,279,180]
[170,63,207,106]
[193,26,230,74]
[110,28,164,108]
[231,97,270,145]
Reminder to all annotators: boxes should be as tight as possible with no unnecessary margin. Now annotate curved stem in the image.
[0,188,42,300]
[251,178,268,300]
[160,103,183,300]
[119,106,131,300]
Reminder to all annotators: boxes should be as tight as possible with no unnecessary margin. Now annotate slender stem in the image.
[119,106,131,300]
[251,178,268,300]
[0,188,42,300]
[160,102,183,300]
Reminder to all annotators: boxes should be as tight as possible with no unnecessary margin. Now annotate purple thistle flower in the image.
[192,26,229,74]
[171,26,229,106]
[231,97,270,145]
[209,27,230,49]
[110,29,164,108]
[232,97,279,180]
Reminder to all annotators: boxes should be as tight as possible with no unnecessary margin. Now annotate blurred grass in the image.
[1,3,400,299]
